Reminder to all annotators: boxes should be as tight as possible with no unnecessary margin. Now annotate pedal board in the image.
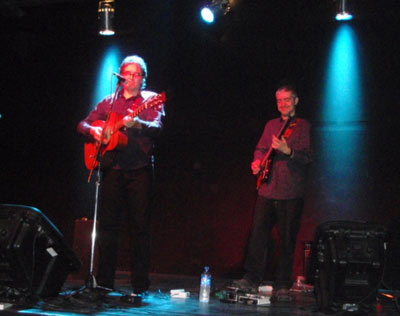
[222,286,271,305]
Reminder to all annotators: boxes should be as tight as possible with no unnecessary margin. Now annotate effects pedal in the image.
[222,286,271,305]
[238,293,271,305]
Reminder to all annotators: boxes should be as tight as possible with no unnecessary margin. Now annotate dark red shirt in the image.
[77,90,164,170]
[254,117,312,199]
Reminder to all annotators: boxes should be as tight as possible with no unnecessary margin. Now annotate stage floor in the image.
[0,273,398,316]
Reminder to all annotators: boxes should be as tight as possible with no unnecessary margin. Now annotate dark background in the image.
[1,0,399,279]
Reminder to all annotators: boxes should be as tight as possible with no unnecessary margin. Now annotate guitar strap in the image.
[282,118,298,140]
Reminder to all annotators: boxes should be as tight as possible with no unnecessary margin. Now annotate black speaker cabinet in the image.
[385,219,400,289]
[0,204,81,299]
[309,221,387,313]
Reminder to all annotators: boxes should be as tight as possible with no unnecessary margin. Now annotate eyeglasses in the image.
[121,71,143,78]
[276,96,295,104]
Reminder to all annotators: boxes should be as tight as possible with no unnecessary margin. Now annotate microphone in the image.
[113,72,127,82]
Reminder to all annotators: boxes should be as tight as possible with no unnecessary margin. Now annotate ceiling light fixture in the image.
[336,0,353,21]
[200,0,231,24]
[98,0,115,35]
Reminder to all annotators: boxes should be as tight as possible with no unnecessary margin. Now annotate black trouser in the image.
[244,196,304,289]
[96,167,152,290]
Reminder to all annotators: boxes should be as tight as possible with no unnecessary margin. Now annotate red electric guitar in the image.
[84,92,166,174]
[256,117,297,189]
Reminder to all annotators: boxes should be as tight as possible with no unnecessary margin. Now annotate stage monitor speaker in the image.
[384,219,400,289]
[0,204,82,299]
[309,221,387,313]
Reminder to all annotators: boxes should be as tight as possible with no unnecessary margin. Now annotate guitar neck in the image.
[113,102,149,131]
[260,117,292,166]
[277,117,293,138]
[112,92,165,132]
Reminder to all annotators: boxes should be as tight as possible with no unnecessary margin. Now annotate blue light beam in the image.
[92,46,121,107]
[322,24,363,123]
[318,24,367,217]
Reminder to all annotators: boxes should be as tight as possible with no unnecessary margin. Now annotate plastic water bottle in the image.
[199,266,211,303]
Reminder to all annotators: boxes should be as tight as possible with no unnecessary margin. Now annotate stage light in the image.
[98,0,115,36]
[336,0,353,21]
[200,0,231,24]
[201,7,215,23]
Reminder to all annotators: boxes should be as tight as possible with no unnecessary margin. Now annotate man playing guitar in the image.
[77,55,165,295]
[233,83,312,302]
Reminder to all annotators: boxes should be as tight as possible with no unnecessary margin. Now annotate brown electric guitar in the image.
[84,92,166,173]
[256,117,296,189]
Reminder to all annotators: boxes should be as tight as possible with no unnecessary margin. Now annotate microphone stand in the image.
[85,164,106,291]
[85,81,122,290]
[73,82,122,298]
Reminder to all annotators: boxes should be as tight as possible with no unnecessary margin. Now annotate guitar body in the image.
[85,142,119,170]
[84,113,129,170]
[256,157,273,188]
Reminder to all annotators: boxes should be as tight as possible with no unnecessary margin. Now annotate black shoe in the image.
[133,287,148,295]
[231,278,259,293]
[272,288,292,302]
[132,276,150,294]
[74,287,111,302]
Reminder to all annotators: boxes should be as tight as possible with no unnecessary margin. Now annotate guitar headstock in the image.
[147,91,166,111]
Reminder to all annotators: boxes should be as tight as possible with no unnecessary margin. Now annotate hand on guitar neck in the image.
[271,114,294,156]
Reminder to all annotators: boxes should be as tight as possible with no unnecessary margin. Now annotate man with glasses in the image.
[233,84,312,302]
[77,55,165,295]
